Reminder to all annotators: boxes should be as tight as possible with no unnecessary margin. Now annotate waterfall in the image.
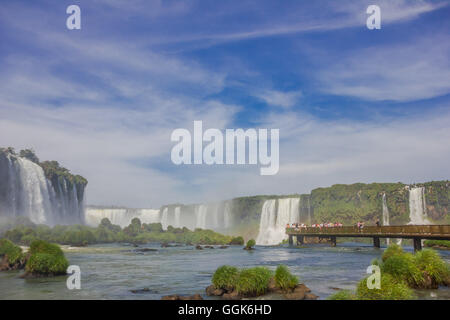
[382,193,389,226]
[174,207,181,228]
[256,198,300,245]
[382,193,390,245]
[85,208,160,228]
[195,204,207,229]
[223,201,232,229]
[408,187,430,225]
[161,207,169,229]
[85,201,236,232]
[0,153,85,225]
[256,200,277,245]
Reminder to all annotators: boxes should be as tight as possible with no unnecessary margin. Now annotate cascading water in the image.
[195,204,207,229]
[255,200,277,245]
[382,193,391,245]
[0,153,85,225]
[85,208,160,228]
[161,207,169,229]
[256,198,300,245]
[408,187,430,225]
[382,193,389,226]
[223,201,232,229]
[174,207,181,228]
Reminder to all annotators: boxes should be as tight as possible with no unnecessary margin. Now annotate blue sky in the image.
[0,0,449,207]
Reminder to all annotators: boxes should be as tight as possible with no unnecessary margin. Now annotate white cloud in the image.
[253,90,302,108]
[316,36,450,101]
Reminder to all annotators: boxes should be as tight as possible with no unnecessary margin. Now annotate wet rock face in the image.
[161,294,203,300]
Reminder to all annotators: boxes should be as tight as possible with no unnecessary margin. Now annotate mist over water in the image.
[85,200,235,232]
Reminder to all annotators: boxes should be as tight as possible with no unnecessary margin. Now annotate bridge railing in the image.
[286,225,450,236]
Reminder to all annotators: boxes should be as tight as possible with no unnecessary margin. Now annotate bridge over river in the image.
[286,225,450,251]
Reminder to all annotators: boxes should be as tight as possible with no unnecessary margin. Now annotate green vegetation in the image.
[245,239,256,249]
[334,244,450,300]
[210,264,300,297]
[356,273,414,300]
[274,265,299,291]
[424,240,450,249]
[382,252,424,287]
[378,245,450,289]
[25,240,69,276]
[235,267,273,297]
[212,265,239,290]
[327,290,357,300]
[414,249,450,285]
[310,181,449,225]
[382,243,404,262]
[0,218,242,246]
[229,236,244,245]
[0,238,25,268]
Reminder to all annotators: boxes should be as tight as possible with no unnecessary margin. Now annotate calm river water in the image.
[1,242,449,300]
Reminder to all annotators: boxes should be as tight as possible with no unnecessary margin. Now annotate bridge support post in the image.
[373,237,380,249]
[288,235,293,246]
[297,236,304,245]
[413,238,422,252]
[330,236,336,247]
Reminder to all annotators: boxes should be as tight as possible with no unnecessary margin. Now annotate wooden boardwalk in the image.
[286,225,450,251]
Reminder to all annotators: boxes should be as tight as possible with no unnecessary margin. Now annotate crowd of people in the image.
[286,221,372,231]
[286,222,344,230]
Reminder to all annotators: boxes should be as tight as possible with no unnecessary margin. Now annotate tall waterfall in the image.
[195,205,207,229]
[174,207,181,228]
[0,153,85,225]
[223,201,232,229]
[382,193,389,226]
[256,198,300,245]
[161,207,169,229]
[382,193,390,245]
[408,187,429,225]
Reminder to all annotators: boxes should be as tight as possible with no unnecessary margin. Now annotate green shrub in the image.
[229,236,244,245]
[327,290,357,300]
[236,267,273,296]
[356,273,414,300]
[274,265,298,291]
[0,238,24,265]
[212,265,239,290]
[382,253,424,287]
[26,253,69,275]
[26,240,68,275]
[382,244,404,262]
[424,240,450,248]
[246,239,256,248]
[414,249,450,285]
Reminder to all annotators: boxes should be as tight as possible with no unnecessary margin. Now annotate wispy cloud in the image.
[316,35,450,101]
[253,90,302,108]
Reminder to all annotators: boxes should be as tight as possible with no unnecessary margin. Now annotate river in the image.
[1,242,449,300]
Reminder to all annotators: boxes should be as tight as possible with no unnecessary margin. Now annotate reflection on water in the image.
[0,242,449,300]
